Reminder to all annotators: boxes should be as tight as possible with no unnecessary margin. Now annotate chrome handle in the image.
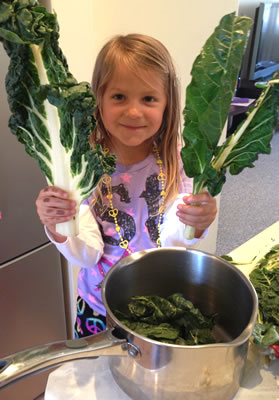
[0,328,127,389]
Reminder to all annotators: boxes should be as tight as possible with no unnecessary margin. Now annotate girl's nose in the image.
[125,103,142,118]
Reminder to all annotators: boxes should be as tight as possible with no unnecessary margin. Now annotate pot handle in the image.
[0,328,127,389]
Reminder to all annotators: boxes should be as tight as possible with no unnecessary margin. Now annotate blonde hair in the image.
[91,33,181,206]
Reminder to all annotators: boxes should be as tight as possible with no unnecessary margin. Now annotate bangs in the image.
[93,36,170,100]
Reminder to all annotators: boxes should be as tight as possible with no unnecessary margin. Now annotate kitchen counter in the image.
[45,222,279,400]
[227,220,279,279]
[45,352,279,400]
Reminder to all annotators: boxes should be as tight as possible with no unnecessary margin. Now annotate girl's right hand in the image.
[35,186,77,243]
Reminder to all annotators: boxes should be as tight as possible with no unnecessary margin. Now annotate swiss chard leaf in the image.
[252,322,279,346]
[181,13,253,186]
[122,321,180,341]
[0,1,116,236]
[127,295,183,324]
[180,12,279,239]
[115,293,217,345]
[249,245,279,347]
[168,292,214,329]
[208,79,279,196]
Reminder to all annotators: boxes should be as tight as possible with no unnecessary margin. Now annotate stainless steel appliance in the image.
[0,42,68,399]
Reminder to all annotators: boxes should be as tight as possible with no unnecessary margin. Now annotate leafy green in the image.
[253,323,279,346]
[181,13,253,193]
[249,245,279,349]
[211,78,279,183]
[180,12,279,239]
[220,254,257,265]
[120,320,180,341]
[0,0,116,236]
[114,293,217,345]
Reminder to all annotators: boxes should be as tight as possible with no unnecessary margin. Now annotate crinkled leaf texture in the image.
[249,245,279,348]
[181,12,253,195]
[115,293,216,345]
[0,0,116,236]
[208,75,279,196]
[220,82,279,174]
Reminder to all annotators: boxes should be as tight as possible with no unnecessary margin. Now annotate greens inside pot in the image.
[114,293,217,345]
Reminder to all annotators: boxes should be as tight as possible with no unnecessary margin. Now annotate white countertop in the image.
[227,220,279,279]
[45,352,279,400]
[45,221,279,400]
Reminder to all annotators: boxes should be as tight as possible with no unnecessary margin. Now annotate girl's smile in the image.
[102,65,167,163]
[119,124,146,130]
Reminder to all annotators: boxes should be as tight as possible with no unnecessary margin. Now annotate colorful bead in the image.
[103,176,112,185]
[109,208,118,217]
[119,240,129,249]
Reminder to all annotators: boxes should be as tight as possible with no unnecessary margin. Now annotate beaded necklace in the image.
[102,145,166,254]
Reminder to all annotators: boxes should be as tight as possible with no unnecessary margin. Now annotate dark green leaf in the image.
[252,323,279,346]
[0,0,116,201]
[115,293,217,346]
[250,245,279,347]
[181,13,252,183]
[221,83,279,176]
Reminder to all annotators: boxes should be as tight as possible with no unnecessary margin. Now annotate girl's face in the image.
[101,65,167,157]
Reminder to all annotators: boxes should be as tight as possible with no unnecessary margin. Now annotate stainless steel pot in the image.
[0,248,258,400]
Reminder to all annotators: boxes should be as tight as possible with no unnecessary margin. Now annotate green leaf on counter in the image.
[253,323,279,346]
[249,245,279,347]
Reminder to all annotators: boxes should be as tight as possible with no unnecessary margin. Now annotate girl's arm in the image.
[160,193,210,248]
[36,186,104,268]
[176,192,217,238]
[36,186,76,242]
[178,157,217,237]
[160,158,217,247]
[45,203,104,269]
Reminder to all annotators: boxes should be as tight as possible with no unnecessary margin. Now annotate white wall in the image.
[45,1,95,82]
[51,0,240,92]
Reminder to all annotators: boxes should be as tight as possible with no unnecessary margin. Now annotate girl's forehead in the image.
[108,64,165,90]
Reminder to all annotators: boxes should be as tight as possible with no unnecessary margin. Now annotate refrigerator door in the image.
[0,243,67,400]
[0,45,49,265]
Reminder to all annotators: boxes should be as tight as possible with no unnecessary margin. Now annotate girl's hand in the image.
[35,186,77,243]
[176,192,217,238]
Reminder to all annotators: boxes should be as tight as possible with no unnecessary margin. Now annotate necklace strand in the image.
[102,145,166,254]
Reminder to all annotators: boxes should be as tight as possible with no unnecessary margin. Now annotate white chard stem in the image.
[213,84,271,171]
[184,186,206,240]
[184,225,195,240]
[30,44,80,237]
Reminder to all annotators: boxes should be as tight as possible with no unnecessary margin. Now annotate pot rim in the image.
[102,247,258,348]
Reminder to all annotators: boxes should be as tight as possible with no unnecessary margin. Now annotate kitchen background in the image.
[0,0,278,399]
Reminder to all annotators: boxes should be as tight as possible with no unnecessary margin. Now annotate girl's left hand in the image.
[176,192,217,238]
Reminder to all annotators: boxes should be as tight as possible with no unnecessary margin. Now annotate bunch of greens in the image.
[223,245,279,358]
[181,12,279,239]
[114,293,217,345]
[249,245,279,354]
[0,0,115,236]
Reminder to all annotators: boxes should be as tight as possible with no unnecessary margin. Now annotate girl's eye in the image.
[144,96,155,103]
[112,94,124,100]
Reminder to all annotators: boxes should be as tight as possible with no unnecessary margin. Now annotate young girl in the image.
[36,34,217,338]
